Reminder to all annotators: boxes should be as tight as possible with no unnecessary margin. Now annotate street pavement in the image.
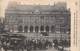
[31,47,58,51]
[2,47,58,51]
[1,47,70,51]
[46,47,58,51]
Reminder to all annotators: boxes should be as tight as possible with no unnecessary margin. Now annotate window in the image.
[35,26,39,33]
[18,25,23,32]
[40,26,44,32]
[30,26,33,32]
[60,28,65,33]
[45,26,49,32]
[24,26,28,32]
[40,16,44,19]
[51,26,55,33]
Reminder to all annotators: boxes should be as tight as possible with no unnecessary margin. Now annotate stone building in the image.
[5,2,70,37]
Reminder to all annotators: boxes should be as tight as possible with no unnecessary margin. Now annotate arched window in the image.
[40,26,44,32]
[18,25,23,32]
[51,26,55,33]
[24,26,28,32]
[35,26,39,33]
[30,26,33,32]
[45,26,49,32]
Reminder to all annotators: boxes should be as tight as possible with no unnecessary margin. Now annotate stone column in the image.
[22,25,24,32]
[14,25,18,32]
[44,26,46,32]
[49,26,51,32]
[39,26,40,33]
[28,26,30,32]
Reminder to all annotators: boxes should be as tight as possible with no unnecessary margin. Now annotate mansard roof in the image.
[6,2,68,12]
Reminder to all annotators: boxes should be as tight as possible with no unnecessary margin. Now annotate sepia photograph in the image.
[1,0,79,51]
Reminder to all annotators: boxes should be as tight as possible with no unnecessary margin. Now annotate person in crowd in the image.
[53,39,58,49]
[58,39,64,51]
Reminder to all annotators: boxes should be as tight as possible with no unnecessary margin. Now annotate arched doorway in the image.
[30,26,33,32]
[40,26,44,32]
[18,25,23,32]
[24,26,28,32]
[35,26,39,33]
[51,26,55,33]
[45,26,49,32]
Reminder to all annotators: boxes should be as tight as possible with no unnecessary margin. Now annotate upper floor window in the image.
[40,16,44,19]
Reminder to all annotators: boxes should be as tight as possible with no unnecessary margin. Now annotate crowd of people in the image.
[25,39,52,50]
[24,39,70,51]
[0,33,70,51]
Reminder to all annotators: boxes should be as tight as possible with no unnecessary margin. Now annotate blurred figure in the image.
[53,39,58,49]
[1,47,5,51]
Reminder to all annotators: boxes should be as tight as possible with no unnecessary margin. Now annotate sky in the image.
[0,0,76,17]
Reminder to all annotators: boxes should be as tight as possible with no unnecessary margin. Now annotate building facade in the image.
[5,2,70,37]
